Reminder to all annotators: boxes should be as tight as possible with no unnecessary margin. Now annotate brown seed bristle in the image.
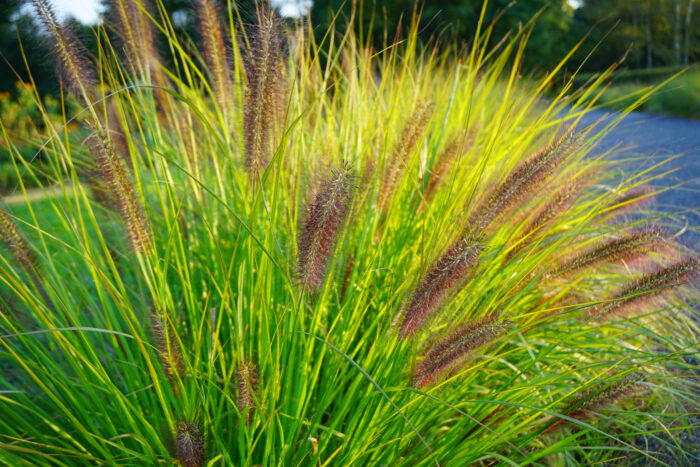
[196,0,232,112]
[507,182,584,259]
[87,127,151,252]
[379,101,434,210]
[243,7,288,179]
[545,373,644,433]
[413,315,508,388]
[466,129,581,238]
[399,237,481,337]
[151,313,183,385]
[590,257,700,319]
[0,209,39,278]
[553,227,666,277]
[237,361,259,425]
[297,163,356,293]
[422,133,471,204]
[32,0,96,100]
[175,420,206,467]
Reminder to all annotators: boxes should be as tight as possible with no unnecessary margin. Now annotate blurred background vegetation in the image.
[1,0,698,193]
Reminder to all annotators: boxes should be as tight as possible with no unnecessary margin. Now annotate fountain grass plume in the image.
[544,374,644,433]
[151,313,183,386]
[196,0,232,112]
[244,7,287,179]
[237,361,259,426]
[508,182,584,258]
[297,163,356,293]
[175,420,206,467]
[399,237,481,337]
[553,227,666,277]
[87,129,151,252]
[467,129,581,237]
[0,209,39,278]
[589,257,700,319]
[413,314,509,388]
[32,0,96,101]
[380,101,434,210]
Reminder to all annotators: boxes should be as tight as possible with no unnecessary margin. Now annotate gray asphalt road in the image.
[577,109,700,247]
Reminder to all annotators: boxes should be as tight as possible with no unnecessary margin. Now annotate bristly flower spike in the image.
[590,257,700,319]
[0,209,40,279]
[553,227,666,277]
[413,315,509,388]
[243,7,288,179]
[545,373,644,433]
[237,361,259,425]
[196,0,232,112]
[297,163,356,293]
[175,421,206,467]
[467,129,581,238]
[399,237,481,337]
[32,0,96,101]
[380,101,434,210]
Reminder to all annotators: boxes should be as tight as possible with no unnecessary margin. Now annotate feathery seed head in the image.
[110,0,158,75]
[196,0,232,110]
[413,315,509,388]
[554,227,666,277]
[467,129,582,237]
[32,0,96,100]
[0,209,39,277]
[151,313,183,384]
[380,101,434,209]
[244,7,288,179]
[297,163,356,293]
[237,361,259,425]
[399,238,481,337]
[175,420,205,467]
[590,257,700,319]
[545,373,644,433]
[87,128,151,252]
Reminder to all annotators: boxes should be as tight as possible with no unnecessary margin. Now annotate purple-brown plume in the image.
[32,0,96,101]
[553,227,666,277]
[152,313,183,385]
[196,0,232,111]
[297,163,355,293]
[87,129,151,252]
[237,361,259,425]
[175,420,205,467]
[243,7,287,178]
[590,257,700,319]
[466,129,581,238]
[545,373,644,433]
[399,237,481,337]
[0,209,39,278]
[413,314,508,388]
[380,101,434,209]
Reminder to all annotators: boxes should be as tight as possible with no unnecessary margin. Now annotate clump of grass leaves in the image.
[0,1,698,465]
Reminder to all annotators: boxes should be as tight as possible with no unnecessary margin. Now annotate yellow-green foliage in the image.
[0,2,698,466]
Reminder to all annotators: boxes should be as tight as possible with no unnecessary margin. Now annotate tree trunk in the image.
[645,3,653,69]
[674,0,681,64]
[684,0,694,65]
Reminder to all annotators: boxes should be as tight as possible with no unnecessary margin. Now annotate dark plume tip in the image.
[412,314,510,388]
[175,420,206,467]
[398,239,482,338]
[296,162,357,294]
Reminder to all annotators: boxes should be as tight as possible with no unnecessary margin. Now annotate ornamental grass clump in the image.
[0,2,699,465]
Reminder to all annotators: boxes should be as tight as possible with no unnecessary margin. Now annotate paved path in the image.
[576,109,700,247]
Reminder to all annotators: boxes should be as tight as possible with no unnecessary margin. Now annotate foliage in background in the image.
[592,68,700,119]
[0,1,699,466]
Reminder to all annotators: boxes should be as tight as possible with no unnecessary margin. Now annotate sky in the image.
[49,0,311,24]
[50,0,104,24]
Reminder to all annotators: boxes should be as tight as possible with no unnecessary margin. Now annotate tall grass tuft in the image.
[0,3,698,465]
